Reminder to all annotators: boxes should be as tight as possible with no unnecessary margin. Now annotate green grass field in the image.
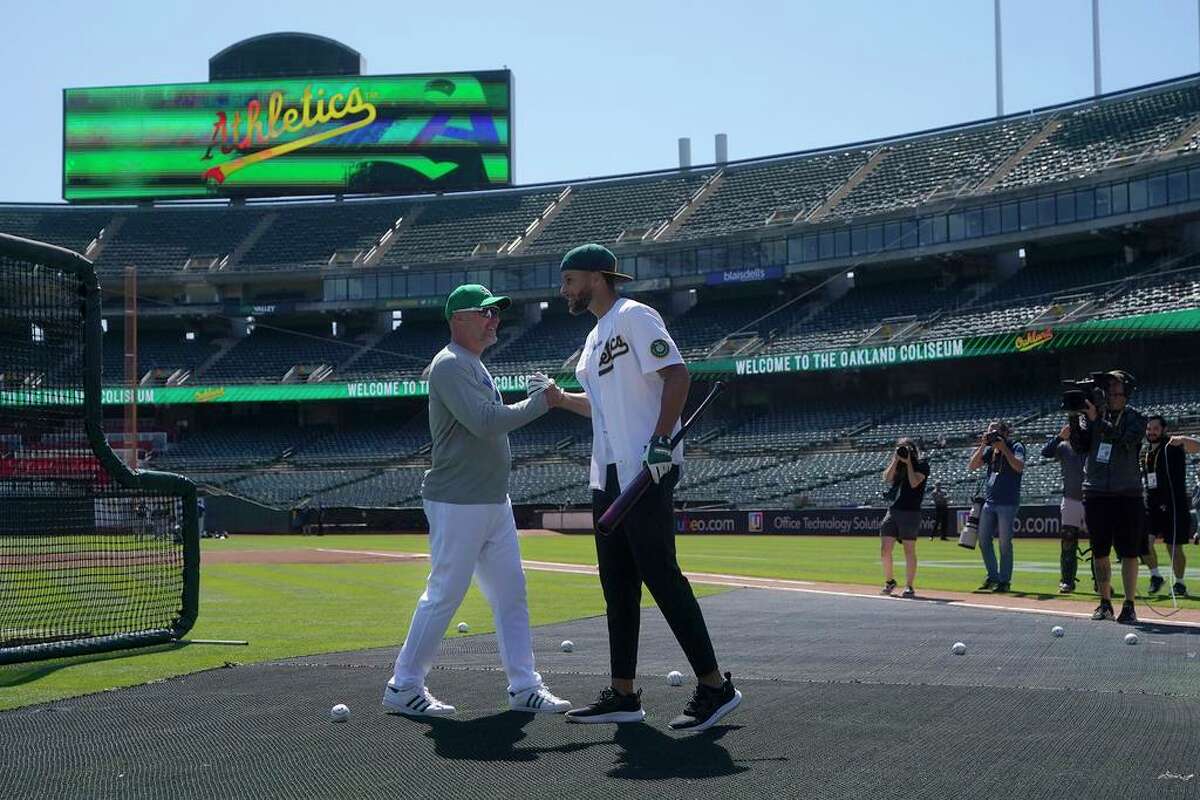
[2,532,1196,711]
[216,532,1200,600]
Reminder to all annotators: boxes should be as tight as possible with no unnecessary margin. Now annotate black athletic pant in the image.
[933,507,950,539]
[592,463,719,680]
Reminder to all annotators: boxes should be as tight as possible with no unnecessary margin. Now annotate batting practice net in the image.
[0,233,198,665]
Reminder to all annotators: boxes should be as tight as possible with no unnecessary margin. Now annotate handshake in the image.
[526,372,563,406]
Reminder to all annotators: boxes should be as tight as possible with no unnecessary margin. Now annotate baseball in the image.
[951,642,967,655]
[1124,632,1139,646]
[456,622,469,633]
[1051,625,1065,638]
[330,703,350,723]
[560,640,574,652]
[667,670,684,686]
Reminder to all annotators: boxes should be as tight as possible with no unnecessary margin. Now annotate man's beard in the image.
[1148,433,1163,445]
[567,289,591,315]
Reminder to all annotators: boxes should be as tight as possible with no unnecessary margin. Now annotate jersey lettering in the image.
[597,334,630,376]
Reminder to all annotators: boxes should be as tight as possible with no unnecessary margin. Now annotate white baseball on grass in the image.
[667,670,684,686]
[1051,625,1065,638]
[951,642,967,655]
[1124,632,1139,645]
[330,703,350,723]
[457,622,470,633]
[560,640,574,652]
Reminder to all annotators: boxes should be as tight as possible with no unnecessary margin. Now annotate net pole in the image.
[123,266,138,468]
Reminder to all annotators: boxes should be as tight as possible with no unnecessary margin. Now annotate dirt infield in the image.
[201,546,1200,626]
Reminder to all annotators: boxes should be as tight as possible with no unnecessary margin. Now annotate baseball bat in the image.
[596,381,724,536]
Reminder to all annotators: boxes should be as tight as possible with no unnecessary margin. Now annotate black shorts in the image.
[1084,495,1147,559]
[1146,497,1195,546]
[880,509,921,541]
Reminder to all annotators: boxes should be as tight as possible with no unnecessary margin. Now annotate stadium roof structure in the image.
[5,71,1200,277]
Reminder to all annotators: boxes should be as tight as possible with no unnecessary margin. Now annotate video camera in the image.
[1060,370,1136,413]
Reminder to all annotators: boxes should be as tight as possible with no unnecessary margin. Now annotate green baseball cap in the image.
[560,243,633,281]
[444,284,511,320]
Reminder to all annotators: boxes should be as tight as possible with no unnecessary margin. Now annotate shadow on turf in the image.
[410,711,754,779]
[0,642,189,689]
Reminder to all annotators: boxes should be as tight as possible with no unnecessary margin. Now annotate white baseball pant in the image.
[391,498,541,694]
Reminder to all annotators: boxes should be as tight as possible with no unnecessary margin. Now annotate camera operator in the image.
[1141,418,1195,596]
[1041,419,1087,593]
[1069,370,1147,623]
[968,421,1025,593]
[880,438,929,598]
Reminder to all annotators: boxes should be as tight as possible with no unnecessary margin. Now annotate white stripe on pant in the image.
[391,497,541,694]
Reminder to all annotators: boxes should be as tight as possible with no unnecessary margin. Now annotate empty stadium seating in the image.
[93,208,264,274]
[377,191,561,266]
[101,329,219,383]
[995,83,1200,192]
[338,322,448,380]
[674,150,869,240]
[199,328,355,383]
[238,201,405,270]
[522,173,712,255]
[830,119,1042,218]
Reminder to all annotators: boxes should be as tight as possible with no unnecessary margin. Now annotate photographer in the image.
[1069,370,1147,623]
[880,438,929,598]
[1141,418,1194,596]
[968,421,1025,593]
[1041,420,1087,593]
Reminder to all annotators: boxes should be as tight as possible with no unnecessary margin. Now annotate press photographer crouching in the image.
[879,438,929,598]
[1065,370,1147,623]
[968,421,1025,593]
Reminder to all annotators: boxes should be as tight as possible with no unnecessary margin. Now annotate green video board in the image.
[63,71,512,202]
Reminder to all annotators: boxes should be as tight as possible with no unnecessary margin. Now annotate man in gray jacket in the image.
[1071,370,1147,624]
[383,284,571,717]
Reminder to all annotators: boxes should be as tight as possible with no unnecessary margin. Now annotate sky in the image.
[3,0,1198,203]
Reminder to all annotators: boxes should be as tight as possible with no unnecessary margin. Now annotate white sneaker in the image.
[382,683,456,717]
[509,684,571,714]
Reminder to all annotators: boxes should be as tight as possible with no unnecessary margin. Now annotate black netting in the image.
[0,244,195,663]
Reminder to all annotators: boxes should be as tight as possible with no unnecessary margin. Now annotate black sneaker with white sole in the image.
[1117,601,1138,624]
[564,687,645,724]
[1149,575,1165,594]
[668,672,742,732]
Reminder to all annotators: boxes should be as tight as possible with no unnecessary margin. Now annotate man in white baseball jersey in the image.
[542,243,741,732]
[383,284,570,717]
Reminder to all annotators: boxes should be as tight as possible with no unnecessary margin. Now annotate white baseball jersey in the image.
[575,297,684,491]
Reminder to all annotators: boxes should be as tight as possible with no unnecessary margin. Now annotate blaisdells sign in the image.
[705,266,784,286]
[63,71,512,201]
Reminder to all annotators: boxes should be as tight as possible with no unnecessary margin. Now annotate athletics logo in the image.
[650,339,670,358]
[201,84,378,184]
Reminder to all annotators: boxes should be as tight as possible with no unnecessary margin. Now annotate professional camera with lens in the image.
[1060,373,1109,413]
[896,445,911,459]
[984,430,1002,445]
